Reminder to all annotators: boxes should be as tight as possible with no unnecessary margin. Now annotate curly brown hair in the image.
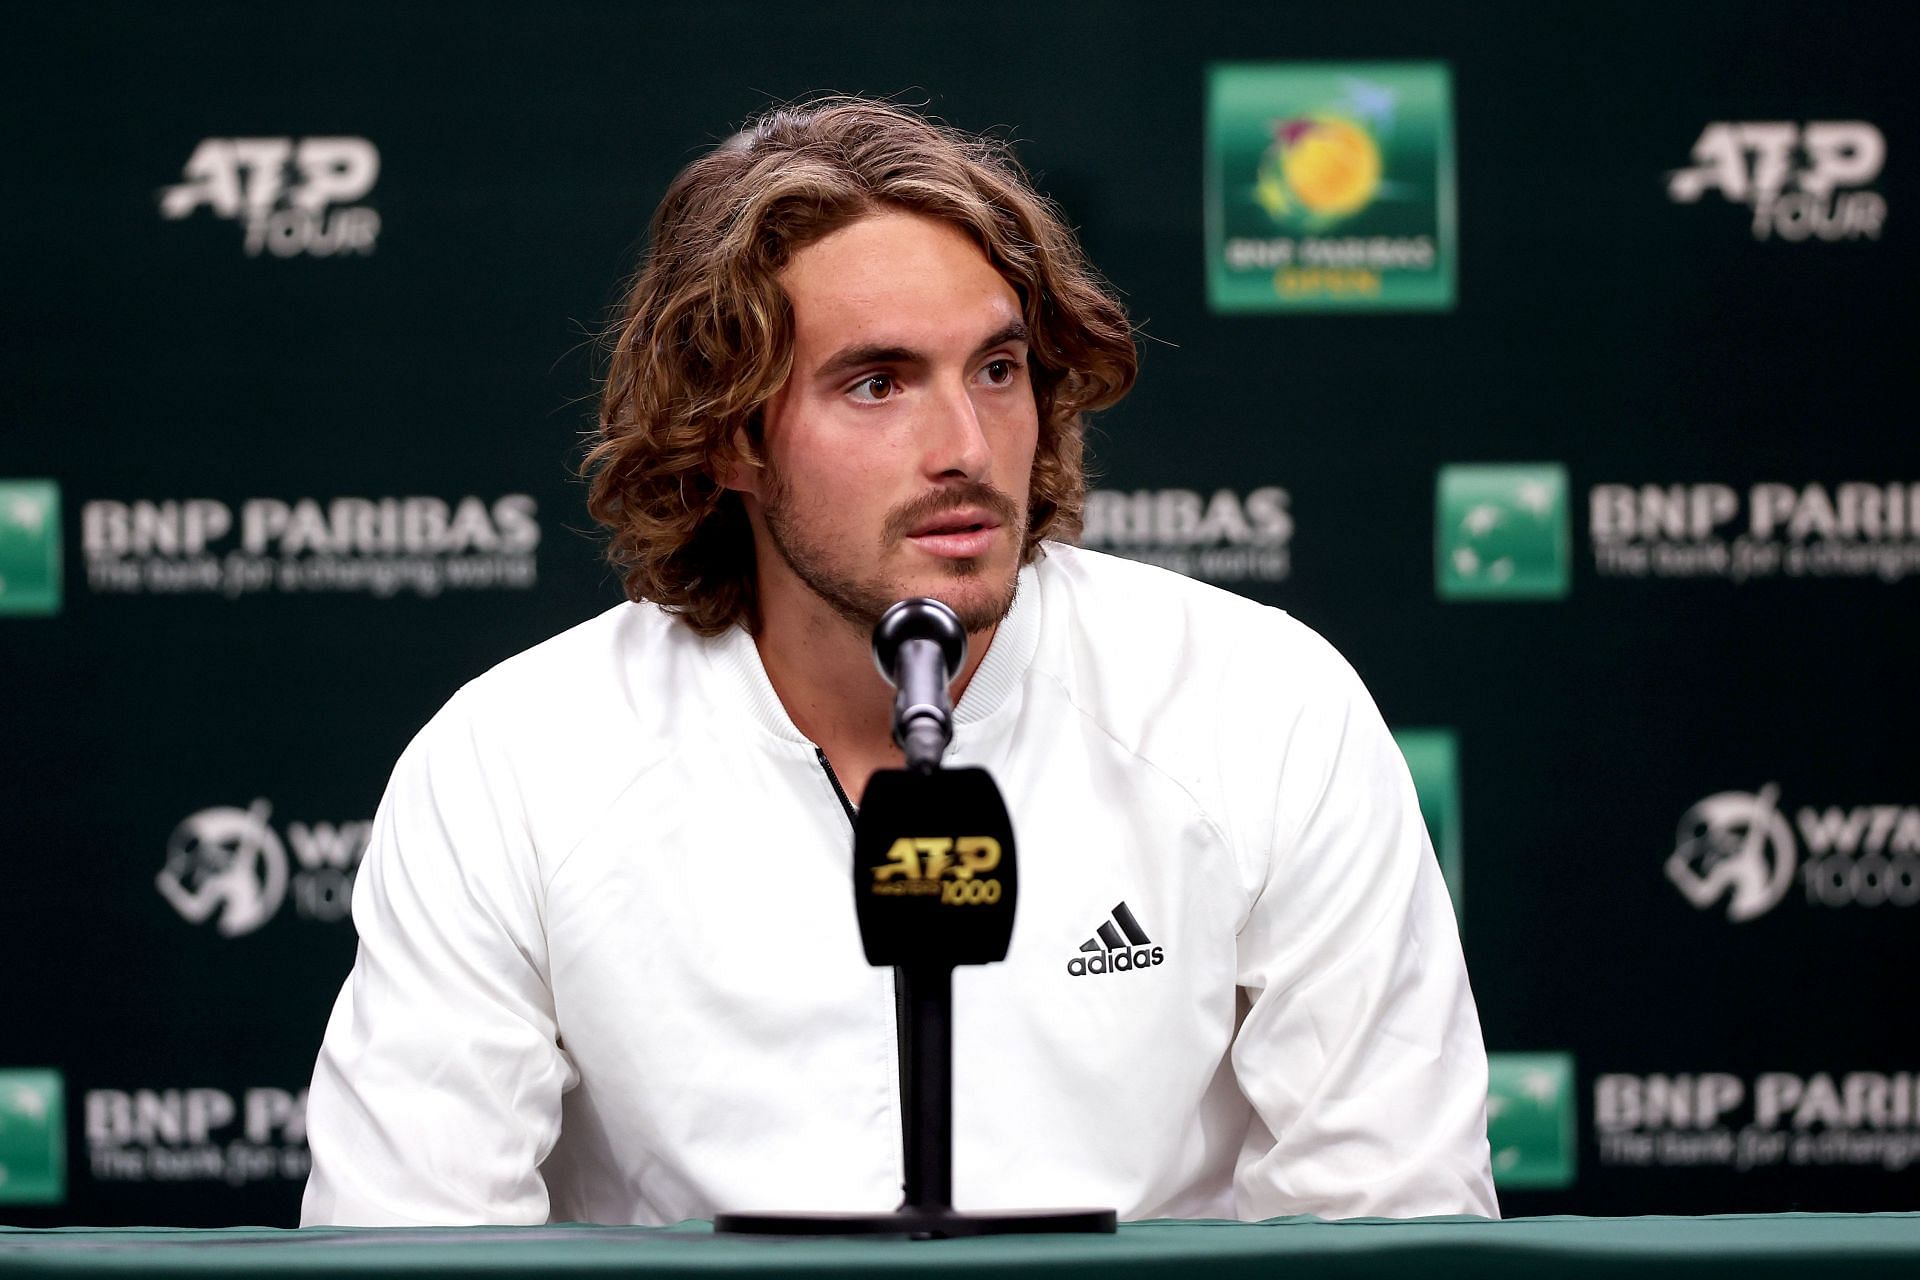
[585,97,1139,636]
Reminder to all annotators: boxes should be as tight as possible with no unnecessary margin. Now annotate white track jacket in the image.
[302,545,1498,1225]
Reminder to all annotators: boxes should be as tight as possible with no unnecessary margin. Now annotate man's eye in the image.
[850,375,894,403]
[982,359,1018,385]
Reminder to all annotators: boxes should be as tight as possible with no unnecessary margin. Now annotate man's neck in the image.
[752,596,994,805]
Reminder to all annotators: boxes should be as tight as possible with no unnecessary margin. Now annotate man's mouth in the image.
[905,509,1002,558]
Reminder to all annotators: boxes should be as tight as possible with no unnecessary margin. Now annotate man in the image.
[301,97,1497,1226]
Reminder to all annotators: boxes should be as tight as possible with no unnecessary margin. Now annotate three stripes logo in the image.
[1066,902,1166,977]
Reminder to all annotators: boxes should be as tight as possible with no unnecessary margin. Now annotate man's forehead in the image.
[781,211,1023,356]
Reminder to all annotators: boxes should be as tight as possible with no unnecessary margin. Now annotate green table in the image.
[2,1216,1917,1278]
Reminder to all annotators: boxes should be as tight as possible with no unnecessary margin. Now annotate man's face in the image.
[736,210,1039,636]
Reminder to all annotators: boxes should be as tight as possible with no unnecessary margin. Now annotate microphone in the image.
[716,599,1113,1239]
[872,598,967,773]
[856,600,1016,971]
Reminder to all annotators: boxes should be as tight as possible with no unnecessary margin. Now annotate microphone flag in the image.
[854,767,1018,967]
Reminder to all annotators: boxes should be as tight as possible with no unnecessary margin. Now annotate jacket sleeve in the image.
[300,689,578,1225]
[1227,632,1498,1220]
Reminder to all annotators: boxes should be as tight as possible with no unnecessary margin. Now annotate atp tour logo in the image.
[871,837,1004,905]
[1667,121,1886,242]
[157,800,370,937]
[1080,487,1291,585]
[1666,785,1920,922]
[160,137,380,258]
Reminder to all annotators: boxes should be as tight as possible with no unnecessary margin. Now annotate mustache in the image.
[882,482,1022,543]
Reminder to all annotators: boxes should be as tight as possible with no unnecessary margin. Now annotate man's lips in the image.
[905,509,1002,558]
[907,508,999,538]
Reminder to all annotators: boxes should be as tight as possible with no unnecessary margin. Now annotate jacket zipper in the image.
[817,747,858,826]
[816,749,912,1167]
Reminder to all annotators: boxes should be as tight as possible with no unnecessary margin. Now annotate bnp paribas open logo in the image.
[0,480,61,617]
[0,1068,65,1205]
[1486,1052,1577,1190]
[1393,728,1462,927]
[1206,62,1456,312]
[1436,465,1571,600]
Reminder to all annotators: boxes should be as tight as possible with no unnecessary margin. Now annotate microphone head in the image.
[871,598,967,687]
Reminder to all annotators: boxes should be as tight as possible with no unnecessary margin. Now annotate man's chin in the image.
[895,561,1019,634]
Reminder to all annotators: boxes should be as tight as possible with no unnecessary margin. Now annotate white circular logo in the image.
[1665,784,1796,922]
[155,800,289,937]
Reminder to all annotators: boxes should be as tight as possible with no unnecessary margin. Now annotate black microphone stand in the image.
[897,961,952,1217]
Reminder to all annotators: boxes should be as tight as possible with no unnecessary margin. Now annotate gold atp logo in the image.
[872,837,1003,904]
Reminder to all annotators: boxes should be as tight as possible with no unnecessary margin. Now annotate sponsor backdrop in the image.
[2,0,1912,1227]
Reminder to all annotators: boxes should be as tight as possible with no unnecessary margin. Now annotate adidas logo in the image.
[1066,902,1165,977]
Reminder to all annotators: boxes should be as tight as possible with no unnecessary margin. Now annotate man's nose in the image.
[922,376,993,481]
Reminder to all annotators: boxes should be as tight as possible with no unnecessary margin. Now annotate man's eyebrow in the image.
[815,344,920,380]
[812,322,1030,382]
[974,320,1029,354]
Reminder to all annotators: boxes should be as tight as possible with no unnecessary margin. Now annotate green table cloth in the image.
[3,1215,1917,1278]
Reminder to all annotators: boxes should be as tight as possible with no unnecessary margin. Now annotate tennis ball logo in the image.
[1255,116,1382,221]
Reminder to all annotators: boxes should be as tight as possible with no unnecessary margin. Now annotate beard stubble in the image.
[760,474,1026,634]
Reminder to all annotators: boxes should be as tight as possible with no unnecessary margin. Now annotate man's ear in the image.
[714,415,764,499]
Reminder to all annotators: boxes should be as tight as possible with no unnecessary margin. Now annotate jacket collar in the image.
[708,559,1042,747]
